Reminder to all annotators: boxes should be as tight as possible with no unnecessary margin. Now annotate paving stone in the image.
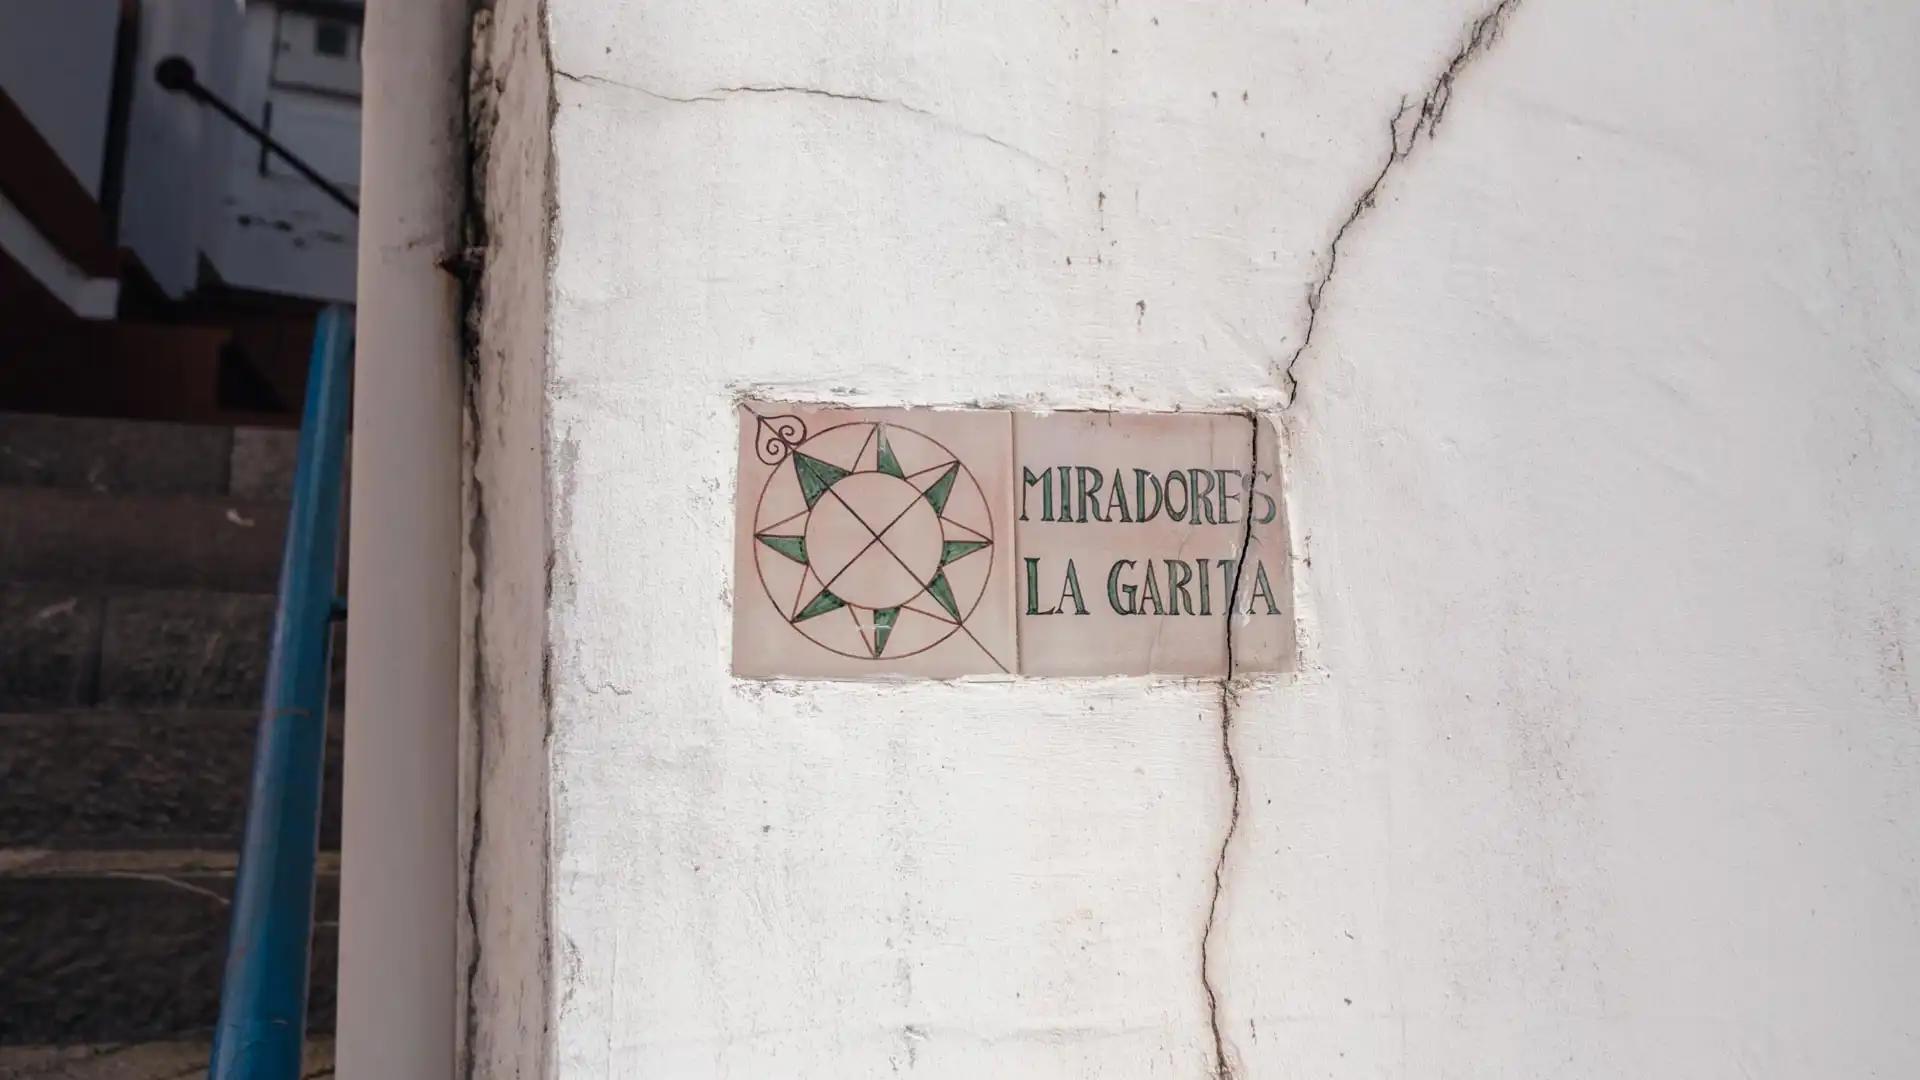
[98,592,275,710]
[0,414,345,1057]
[0,1042,205,1079]
[0,711,343,850]
[0,413,232,496]
[0,1038,333,1079]
[0,852,336,1045]
[0,1041,203,1079]
[0,488,288,593]
[0,587,103,710]
[228,427,299,500]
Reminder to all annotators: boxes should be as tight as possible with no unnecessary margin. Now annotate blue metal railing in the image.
[210,305,354,1078]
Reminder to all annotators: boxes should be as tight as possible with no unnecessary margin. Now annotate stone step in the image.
[0,413,231,497]
[0,1038,332,1078]
[0,585,295,712]
[0,487,290,594]
[0,850,337,1045]
[0,711,342,850]
[0,412,297,500]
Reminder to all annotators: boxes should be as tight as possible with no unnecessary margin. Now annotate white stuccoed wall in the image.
[466,0,1920,1074]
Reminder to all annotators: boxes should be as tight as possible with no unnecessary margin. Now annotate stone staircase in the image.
[0,412,339,1077]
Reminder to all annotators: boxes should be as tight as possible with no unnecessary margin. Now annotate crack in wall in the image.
[1201,413,1259,1078]
[459,8,495,1080]
[458,295,490,1080]
[1278,0,1524,407]
[1223,414,1260,681]
[552,70,1053,170]
[1202,679,1244,1080]
[1205,3,1524,1067]
[459,410,489,1080]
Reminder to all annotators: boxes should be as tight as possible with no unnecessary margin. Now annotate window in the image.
[313,19,350,59]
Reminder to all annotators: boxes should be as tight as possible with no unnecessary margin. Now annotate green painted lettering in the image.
[1216,469,1241,524]
[1252,471,1278,524]
[1188,468,1216,524]
[1056,559,1088,615]
[1106,469,1132,522]
[1107,559,1137,615]
[1134,469,1163,523]
[1164,559,1195,614]
[1078,466,1107,523]
[1024,557,1051,614]
[1163,470,1189,522]
[1140,560,1165,615]
[1247,561,1282,615]
[1021,466,1050,522]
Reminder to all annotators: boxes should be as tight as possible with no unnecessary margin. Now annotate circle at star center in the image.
[802,472,943,611]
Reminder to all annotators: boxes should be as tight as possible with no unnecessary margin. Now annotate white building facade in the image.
[349,1,1920,1075]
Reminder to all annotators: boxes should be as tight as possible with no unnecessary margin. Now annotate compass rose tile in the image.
[734,405,1017,678]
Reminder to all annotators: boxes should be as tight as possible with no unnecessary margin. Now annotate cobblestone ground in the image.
[0,1039,333,1079]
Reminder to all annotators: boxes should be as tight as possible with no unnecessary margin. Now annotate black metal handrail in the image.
[153,56,359,216]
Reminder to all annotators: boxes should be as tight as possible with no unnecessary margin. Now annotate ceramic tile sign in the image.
[732,403,1291,679]
[1013,411,1290,676]
[733,405,1021,678]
